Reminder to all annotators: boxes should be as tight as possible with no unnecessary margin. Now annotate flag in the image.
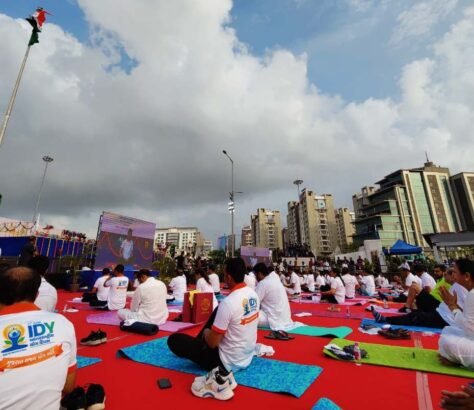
[28,31,39,46]
[26,7,52,32]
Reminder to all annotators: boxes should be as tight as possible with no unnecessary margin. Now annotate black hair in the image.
[138,268,152,277]
[115,264,125,273]
[413,264,427,274]
[434,264,447,272]
[195,268,211,285]
[253,263,269,276]
[364,268,374,275]
[0,267,41,305]
[208,263,216,271]
[102,268,111,275]
[456,259,474,280]
[341,267,349,275]
[224,258,246,283]
[28,255,49,276]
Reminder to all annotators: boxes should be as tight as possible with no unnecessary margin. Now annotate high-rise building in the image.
[450,172,474,231]
[250,209,283,250]
[155,227,200,254]
[217,234,235,253]
[287,201,301,245]
[241,225,253,247]
[353,162,461,248]
[335,208,355,252]
[297,190,338,256]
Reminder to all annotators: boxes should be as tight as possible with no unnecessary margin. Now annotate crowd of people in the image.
[1,252,474,408]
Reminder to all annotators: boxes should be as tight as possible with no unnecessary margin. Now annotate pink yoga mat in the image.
[290,299,367,306]
[86,312,199,332]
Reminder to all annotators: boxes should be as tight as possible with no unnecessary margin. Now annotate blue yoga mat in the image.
[118,337,322,397]
[77,355,102,369]
[312,398,342,410]
[361,319,442,334]
[166,301,183,306]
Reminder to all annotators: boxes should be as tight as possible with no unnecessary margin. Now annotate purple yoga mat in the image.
[86,312,199,332]
[290,299,368,306]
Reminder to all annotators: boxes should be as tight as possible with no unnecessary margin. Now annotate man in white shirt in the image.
[398,264,436,312]
[254,263,293,331]
[321,268,346,304]
[83,268,111,304]
[207,264,221,294]
[341,268,358,299]
[168,258,259,400]
[284,267,301,295]
[120,228,134,263]
[168,270,187,301]
[118,269,168,325]
[0,267,77,409]
[101,264,129,310]
[360,269,376,297]
[30,256,57,312]
[244,271,257,290]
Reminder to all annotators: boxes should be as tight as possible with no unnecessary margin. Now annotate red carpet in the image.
[60,291,470,409]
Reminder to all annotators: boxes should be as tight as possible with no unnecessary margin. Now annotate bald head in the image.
[0,267,41,306]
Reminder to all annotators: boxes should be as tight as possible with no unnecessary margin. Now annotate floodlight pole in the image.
[33,155,54,227]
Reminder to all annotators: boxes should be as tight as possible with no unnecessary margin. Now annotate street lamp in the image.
[293,179,303,199]
[33,155,54,227]
[222,150,235,257]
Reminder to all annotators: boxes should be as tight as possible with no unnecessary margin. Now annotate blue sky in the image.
[2,0,462,102]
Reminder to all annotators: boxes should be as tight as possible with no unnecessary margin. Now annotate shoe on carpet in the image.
[191,367,235,400]
[85,383,106,410]
[192,366,237,392]
[60,386,86,410]
[398,306,411,313]
[80,330,107,346]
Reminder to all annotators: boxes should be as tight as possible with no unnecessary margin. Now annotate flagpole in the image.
[0,43,32,146]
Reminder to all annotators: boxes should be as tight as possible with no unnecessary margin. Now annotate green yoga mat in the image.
[324,338,474,378]
[260,325,352,338]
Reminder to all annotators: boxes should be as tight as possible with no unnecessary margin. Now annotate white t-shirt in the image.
[93,276,110,302]
[131,277,168,325]
[280,273,288,286]
[35,278,57,312]
[120,239,134,260]
[361,275,376,296]
[342,274,357,298]
[306,274,315,292]
[105,276,129,310]
[208,272,220,293]
[420,272,436,291]
[315,275,326,288]
[0,304,76,410]
[405,272,422,288]
[256,272,292,330]
[375,275,389,288]
[437,283,468,326]
[196,277,218,310]
[330,277,346,304]
[289,272,302,294]
[244,274,257,290]
[169,275,187,301]
[212,284,259,372]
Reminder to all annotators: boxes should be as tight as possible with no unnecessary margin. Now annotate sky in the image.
[0,0,473,246]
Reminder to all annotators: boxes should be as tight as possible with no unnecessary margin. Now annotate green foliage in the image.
[208,249,226,265]
[152,257,176,284]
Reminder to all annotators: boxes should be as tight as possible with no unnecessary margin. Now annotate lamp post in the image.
[222,150,235,257]
[293,179,303,199]
[33,155,54,227]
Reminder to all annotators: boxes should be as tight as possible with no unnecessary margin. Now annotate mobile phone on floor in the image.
[157,378,172,389]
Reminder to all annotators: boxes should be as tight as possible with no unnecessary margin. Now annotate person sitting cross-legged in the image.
[167,257,260,401]
[320,267,346,304]
[118,269,168,325]
[254,263,293,331]
[398,264,437,313]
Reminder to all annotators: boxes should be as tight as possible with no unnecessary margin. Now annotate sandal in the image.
[378,328,411,339]
[264,330,295,341]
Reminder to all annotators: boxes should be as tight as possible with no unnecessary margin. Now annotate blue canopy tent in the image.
[384,239,422,255]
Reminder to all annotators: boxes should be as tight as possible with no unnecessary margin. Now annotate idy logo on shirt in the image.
[2,324,27,354]
[1,321,55,356]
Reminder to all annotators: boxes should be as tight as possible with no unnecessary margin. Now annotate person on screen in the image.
[120,229,134,263]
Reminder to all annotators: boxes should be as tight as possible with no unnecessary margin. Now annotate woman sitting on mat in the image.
[195,268,218,311]
[438,258,474,370]
[320,267,345,304]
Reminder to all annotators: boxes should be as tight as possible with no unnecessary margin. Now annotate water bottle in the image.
[353,342,361,361]
[63,304,68,312]
[346,307,350,318]
[383,299,389,309]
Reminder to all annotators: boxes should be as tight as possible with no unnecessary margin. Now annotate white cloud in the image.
[0,1,473,243]
[390,0,458,45]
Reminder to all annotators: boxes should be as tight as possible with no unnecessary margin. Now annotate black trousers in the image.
[386,310,448,328]
[393,294,407,303]
[82,292,98,303]
[321,294,338,304]
[167,308,224,371]
[416,290,440,312]
[89,299,108,309]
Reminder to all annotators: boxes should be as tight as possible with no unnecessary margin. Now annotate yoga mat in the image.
[360,319,442,334]
[260,325,352,338]
[324,338,474,378]
[290,300,367,306]
[291,309,367,320]
[77,355,102,369]
[118,337,322,397]
[87,312,199,332]
[371,306,403,314]
[87,312,120,326]
[166,301,184,306]
[312,398,342,410]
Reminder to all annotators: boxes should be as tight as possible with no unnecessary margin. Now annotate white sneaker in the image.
[191,368,235,400]
[192,367,237,391]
